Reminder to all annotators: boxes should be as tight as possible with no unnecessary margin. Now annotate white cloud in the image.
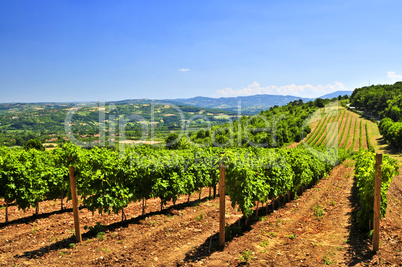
[179,68,190,72]
[215,81,348,98]
[387,71,402,81]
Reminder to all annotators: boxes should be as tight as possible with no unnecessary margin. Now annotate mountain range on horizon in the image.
[160,90,353,114]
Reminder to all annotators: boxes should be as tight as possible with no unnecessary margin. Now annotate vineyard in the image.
[302,106,374,152]
[1,108,402,266]
[0,144,345,223]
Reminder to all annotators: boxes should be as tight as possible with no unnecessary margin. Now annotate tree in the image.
[165,133,179,149]
[314,98,325,108]
[196,129,206,139]
[24,139,45,151]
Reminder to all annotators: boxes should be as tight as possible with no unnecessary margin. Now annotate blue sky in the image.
[1,0,402,102]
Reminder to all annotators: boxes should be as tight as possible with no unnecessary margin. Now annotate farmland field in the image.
[1,108,402,266]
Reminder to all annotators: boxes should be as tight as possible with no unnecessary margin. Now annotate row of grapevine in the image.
[309,111,336,147]
[0,147,69,221]
[315,111,342,148]
[354,150,399,230]
[0,144,222,221]
[359,120,364,150]
[304,107,377,153]
[366,123,375,152]
[340,113,354,149]
[1,143,348,224]
[224,147,348,217]
[349,117,359,151]
[305,112,329,145]
[319,111,340,148]
[326,111,346,148]
[336,111,351,148]
[309,111,337,146]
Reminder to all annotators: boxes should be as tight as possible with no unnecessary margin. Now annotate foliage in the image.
[190,99,335,148]
[350,82,402,149]
[0,144,346,224]
[224,147,345,217]
[354,150,399,230]
[24,139,45,151]
[165,133,179,149]
[350,82,402,120]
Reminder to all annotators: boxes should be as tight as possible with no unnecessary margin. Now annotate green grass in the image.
[286,233,297,239]
[269,232,277,237]
[97,232,106,241]
[239,250,253,263]
[31,223,38,234]
[313,204,324,220]
[195,212,204,221]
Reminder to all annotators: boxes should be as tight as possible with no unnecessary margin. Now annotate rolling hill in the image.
[163,90,353,114]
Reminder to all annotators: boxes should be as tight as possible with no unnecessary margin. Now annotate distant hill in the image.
[164,95,313,114]
[163,91,353,114]
[319,91,353,99]
[0,101,238,147]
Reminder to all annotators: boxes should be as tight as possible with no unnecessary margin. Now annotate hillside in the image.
[164,90,353,114]
[350,82,402,149]
[319,90,353,99]
[164,95,313,114]
[302,105,374,152]
[0,102,237,147]
[0,96,334,148]
[0,91,355,147]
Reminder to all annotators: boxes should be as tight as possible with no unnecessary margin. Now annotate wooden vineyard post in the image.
[373,153,382,252]
[68,165,82,243]
[219,152,226,247]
